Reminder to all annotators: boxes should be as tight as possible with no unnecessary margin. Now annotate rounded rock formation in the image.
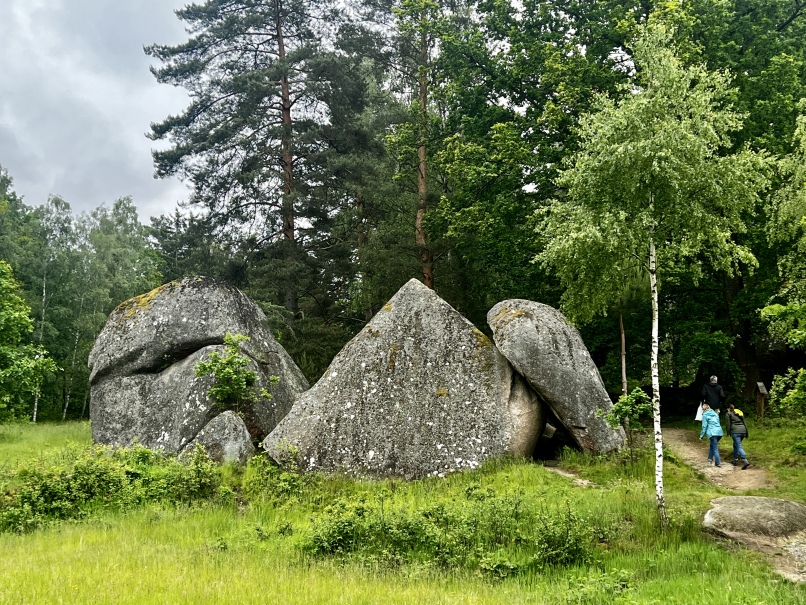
[487,300,624,454]
[264,279,546,478]
[88,276,309,457]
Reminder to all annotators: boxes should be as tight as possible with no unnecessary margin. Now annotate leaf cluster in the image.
[0,443,219,533]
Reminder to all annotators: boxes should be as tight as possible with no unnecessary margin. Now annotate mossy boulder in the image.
[264,279,545,479]
[88,277,308,457]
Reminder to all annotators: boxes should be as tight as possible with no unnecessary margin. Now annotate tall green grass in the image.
[1,422,806,604]
[0,421,91,468]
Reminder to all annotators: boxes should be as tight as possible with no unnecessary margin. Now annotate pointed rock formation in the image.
[88,277,309,457]
[488,300,624,454]
[264,279,545,478]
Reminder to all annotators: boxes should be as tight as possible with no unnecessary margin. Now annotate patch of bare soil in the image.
[663,428,774,491]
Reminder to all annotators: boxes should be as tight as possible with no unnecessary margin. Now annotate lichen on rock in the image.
[263,279,545,479]
[89,276,309,460]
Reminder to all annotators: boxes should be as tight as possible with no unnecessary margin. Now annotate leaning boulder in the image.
[488,300,624,454]
[88,277,309,456]
[264,279,545,479]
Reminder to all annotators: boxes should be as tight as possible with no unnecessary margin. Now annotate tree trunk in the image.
[649,237,668,528]
[414,29,434,289]
[33,266,48,424]
[38,266,48,344]
[63,294,85,422]
[355,191,374,321]
[723,274,760,399]
[620,310,628,396]
[276,0,298,312]
[80,390,89,420]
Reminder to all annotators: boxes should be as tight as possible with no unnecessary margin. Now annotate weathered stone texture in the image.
[704,496,806,539]
[488,300,624,454]
[89,277,308,456]
[264,279,545,478]
[185,411,256,464]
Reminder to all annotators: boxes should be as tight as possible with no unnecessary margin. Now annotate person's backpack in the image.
[733,408,749,438]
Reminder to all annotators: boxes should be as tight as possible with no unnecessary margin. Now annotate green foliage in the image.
[0,261,56,421]
[242,453,307,503]
[768,368,806,418]
[539,23,768,323]
[762,303,806,350]
[0,443,219,533]
[302,490,597,574]
[604,389,653,432]
[194,333,278,411]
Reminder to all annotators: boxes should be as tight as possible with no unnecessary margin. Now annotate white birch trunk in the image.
[32,265,47,423]
[620,310,628,396]
[649,238,668,527]
[62,293,85,422]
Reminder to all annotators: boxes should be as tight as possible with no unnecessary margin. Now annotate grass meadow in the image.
[1,419,805,604]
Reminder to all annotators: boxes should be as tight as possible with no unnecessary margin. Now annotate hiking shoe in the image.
[715,464,721,467]
[732,460,738,466]
[742,462,750,470]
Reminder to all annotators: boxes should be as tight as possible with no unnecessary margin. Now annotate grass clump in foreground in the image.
[1,422,806,604]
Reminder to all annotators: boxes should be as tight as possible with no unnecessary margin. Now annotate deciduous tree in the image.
[538,25,768,525]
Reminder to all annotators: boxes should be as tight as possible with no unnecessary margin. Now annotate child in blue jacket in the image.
[699,403,724,467]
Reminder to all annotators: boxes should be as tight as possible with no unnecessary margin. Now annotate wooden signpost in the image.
[755,382,768,419]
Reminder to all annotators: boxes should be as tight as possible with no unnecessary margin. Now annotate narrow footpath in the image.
[663,427,774,491]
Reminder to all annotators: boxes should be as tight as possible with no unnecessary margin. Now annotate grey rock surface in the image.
[89,277,309,455]
[704,496,806,538]
[704,496,806,583]
[185,411,256,464]
[487,300,624,454]
[264,279,546,478]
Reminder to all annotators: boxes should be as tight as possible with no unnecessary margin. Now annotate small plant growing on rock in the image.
[599,388,652,464]
[194,333,279,413]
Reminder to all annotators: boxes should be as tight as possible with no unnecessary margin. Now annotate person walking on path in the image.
[726,404,751,469]
[699,403,724,466]
[701,375,726,413]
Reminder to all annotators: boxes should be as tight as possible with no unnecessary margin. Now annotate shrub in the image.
[194,333,279,413]
[242,453,306,502]
[0,443,220,533]
[301,490,598,574]
[768,368,806,418]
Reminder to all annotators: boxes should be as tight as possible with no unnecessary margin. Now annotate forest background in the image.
[2,0,806,424]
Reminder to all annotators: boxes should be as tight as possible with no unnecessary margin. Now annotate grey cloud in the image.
[0,0,191,221]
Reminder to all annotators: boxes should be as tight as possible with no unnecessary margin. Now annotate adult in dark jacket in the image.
[701,375,725,413]
[725,404,750,469]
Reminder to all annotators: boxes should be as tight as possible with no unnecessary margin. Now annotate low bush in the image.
[242,452,309,502]
[0,443,219,533]
[768,368,806,418]
[301,486,599,575]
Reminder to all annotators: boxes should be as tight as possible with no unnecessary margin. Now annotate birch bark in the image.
[649,236,668,527]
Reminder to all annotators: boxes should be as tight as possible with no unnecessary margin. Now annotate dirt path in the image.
[663,428,773,491]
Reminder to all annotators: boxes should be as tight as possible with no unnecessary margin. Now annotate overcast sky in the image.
[0,0,193,223]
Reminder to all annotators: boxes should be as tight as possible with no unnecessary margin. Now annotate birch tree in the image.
[538,24,768,527]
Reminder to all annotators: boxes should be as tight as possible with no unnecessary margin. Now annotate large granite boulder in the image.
[263,279,546,479]
[89,277,309,457]
[704,496,806,583]
[487,300,624,454]
[704,496,806,539]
